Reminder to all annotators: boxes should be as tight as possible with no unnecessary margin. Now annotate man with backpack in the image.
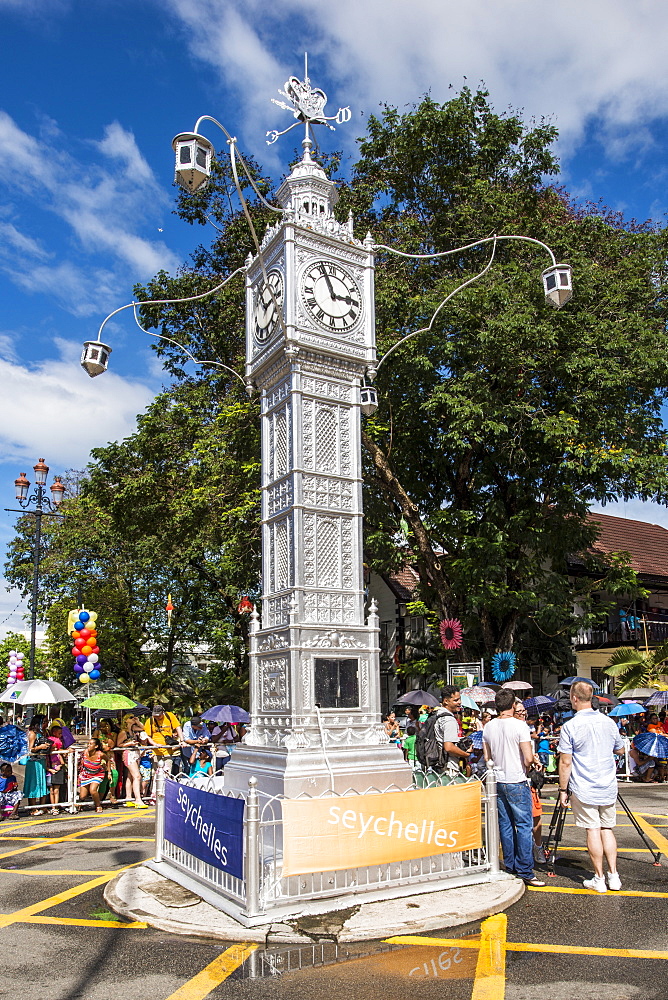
[416,686,470,781]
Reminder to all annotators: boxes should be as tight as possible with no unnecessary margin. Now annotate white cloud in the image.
[162,0,668,167]
[0,111,180,310]
[96,122,154,182]
[0,338,157,470]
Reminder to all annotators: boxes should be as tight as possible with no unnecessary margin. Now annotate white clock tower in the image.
[223,71,411,800]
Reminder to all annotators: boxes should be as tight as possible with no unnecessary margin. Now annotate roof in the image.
[587,511,668,580]
[384,566,420,601]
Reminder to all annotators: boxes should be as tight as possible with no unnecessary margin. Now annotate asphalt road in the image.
[0,782,666,1000]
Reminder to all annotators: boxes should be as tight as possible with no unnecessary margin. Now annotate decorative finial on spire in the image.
[266,54,352,148]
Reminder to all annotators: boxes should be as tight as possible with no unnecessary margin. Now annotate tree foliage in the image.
[5,85,668,687]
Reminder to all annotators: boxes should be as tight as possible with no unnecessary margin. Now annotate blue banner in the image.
[164,779,244,880]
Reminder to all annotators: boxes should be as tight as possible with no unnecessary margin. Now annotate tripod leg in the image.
[545,801,567,876]
[617,793,662,865]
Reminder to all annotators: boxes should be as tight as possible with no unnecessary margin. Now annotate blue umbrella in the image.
[609,702,645,717]
[524,695,556,713]
[201,705,250,725]
[461,693,480,711]
[470,730,484,749]
[634,731,668,758]
[0,724,28,764]
[559,676,600,691]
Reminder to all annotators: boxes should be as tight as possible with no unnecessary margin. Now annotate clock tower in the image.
[224,72,411,800]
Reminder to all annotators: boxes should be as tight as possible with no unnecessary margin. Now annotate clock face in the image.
[300,261,362,333]
[253,270,284,343]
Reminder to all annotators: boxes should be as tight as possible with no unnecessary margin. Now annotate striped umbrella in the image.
[461,686,498,704]
[524,695,556,713]
[645,691,668,708]
[633,731,668,758]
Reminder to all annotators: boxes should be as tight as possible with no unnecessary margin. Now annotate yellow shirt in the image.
[144,712,180,757]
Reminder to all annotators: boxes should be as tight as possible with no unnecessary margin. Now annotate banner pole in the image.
[245,775,261,919]
[154,765,166,863]
[485,762,500,874]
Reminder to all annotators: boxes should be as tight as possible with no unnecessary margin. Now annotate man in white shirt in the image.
[483,687,544,886]
[558,681,625,893]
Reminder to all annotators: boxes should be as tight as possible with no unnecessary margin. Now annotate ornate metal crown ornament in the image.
[266,54,351,145]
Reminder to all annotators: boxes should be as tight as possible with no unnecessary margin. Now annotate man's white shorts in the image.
[569,793,616,829]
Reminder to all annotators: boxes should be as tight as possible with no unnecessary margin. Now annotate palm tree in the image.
[604,642,668,693]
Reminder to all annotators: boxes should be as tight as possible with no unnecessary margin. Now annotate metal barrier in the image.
[149,761,503,927]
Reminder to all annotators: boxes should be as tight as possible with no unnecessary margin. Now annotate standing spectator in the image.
[558,680,625,892]
[47,724,66,814]
[92,717,119,805]
[483,688,545,886]
[382,712,402,745]
[118,713,158,808]
[24,714,51,815]
[180,716,212,775]
[144,704,183,780]
[77,738,107,812]
[434,687,471,781]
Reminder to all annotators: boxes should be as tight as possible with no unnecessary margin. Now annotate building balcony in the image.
[575,617,668,649]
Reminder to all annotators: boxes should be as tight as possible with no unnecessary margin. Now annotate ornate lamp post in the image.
[6,460,65,679]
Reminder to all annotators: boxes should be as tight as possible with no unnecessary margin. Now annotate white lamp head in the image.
[172,132,214,193]
[542,264,573,309]
[80,340,112,378]
[360,385,378,416]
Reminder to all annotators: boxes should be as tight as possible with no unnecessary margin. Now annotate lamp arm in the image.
[132,307,247,388]
[372,233,557,267]
[376,238,498,372]
[93,267,246,345]
[192,116,283,217]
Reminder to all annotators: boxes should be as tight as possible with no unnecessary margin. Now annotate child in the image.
[188,747,213,784]
[0,763,21,820]
[47,725,66,815]
[402,725,418,768]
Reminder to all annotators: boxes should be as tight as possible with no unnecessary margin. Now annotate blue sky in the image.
[2,0,668,635]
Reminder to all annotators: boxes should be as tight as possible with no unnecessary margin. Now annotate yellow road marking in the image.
[555,847,655,853]
[386,935,668,961]
[0,835,153,843]
[471,915,506,1000]
[0,860,142,928]
[16,915,148,929]
[527,885,668,898]
[163,944,258,1000]
[0,815,133,861]
[0,869,114,877]
[632,812,668,856]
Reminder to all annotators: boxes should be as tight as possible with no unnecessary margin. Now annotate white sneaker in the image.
[583,875,607,893]
[607,872,622,891]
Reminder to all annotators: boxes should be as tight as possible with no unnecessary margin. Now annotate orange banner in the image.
[282,781,482,877]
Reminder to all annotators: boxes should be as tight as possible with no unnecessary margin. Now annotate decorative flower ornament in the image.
[491,651,517,683]
[439,618,463,651]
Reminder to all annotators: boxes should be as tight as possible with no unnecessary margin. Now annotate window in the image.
[314,658,359,709]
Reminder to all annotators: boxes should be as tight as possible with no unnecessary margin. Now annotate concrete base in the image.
[223,742,413,800]
[105,864,524,945]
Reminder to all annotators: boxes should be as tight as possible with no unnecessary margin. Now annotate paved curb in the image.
[105,865,524,945]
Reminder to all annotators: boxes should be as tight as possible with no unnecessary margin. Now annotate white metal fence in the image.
[149,764,502,927]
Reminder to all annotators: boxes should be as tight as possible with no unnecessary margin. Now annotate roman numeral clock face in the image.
[300,261,361,333]
[253,270,284,343]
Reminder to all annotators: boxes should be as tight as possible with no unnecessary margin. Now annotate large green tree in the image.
[6,86,668,683]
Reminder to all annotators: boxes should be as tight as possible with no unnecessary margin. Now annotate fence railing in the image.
[149,763,503,926]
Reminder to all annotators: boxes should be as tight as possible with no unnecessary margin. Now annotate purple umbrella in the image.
[524,695,557,713]
[201,705,250,725]
[559,676,600,691]
[394,690,440,707]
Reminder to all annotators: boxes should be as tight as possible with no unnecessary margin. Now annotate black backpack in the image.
[415,710,447,770]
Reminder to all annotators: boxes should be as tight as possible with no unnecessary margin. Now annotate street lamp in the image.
[5,460,65,679]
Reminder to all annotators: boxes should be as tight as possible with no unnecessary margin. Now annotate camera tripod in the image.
[542,792,662,876]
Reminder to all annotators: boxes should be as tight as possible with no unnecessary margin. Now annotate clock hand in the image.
[319,266,337,301]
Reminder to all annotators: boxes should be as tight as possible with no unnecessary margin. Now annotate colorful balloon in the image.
[91,646,99,655]
[72,630,81,639]
[87,612,97,622]
[74,620,84,631]
[79,628,91,639]
[81,645,93,656]
[73,664,84,673]
[83,662,94,672]
[79,611,90,622]
[88,669,100,679]
[86,653,98,664]
[79,674,90,684]
[74,638,85,649]
[76,654,88,665]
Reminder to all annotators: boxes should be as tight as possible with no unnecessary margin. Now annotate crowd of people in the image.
[385,681,649,892]
[0,703,245,817]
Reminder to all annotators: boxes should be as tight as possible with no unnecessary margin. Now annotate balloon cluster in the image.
[70,610,101,685]
[6,650,25,686]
